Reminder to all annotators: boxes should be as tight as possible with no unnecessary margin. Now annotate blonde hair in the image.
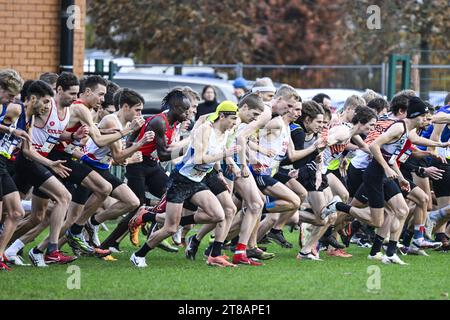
[0,69,23,95]
[361,89,382,104]
[274,84,301,102]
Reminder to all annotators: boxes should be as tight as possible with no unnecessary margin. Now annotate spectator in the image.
[195,85,219,120]
[232,77,247,100]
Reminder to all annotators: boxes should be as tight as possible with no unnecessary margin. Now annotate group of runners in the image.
[0,68,448,271]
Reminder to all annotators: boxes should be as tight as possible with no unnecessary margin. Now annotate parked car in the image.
[112,73,237,115]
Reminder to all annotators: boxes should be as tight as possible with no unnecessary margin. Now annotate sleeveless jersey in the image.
[82,114,124,170]
[54,99,86,154]
[137,112,177,161]
[176,122,229,182]
[32,98,70,156]
[0,103,29,160]
[380,121,409,166]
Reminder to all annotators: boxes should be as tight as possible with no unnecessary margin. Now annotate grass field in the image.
[1,223,449,300]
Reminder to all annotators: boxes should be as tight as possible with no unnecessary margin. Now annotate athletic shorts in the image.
[72,163,124,205]
[181,170,228,211]
[297,166,328,192]
[166,170,209,204]
[354,179,401,206]
[430,159,450,198]
[253,174,279,191]
[126,157,168,204]
[47,149,92,186]
[14,153,53,199]
[360,159,401,208]
[273,168,293,185]
[347,163,364,198]
[0,172,18,200]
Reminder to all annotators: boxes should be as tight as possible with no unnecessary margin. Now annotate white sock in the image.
[5,239,25,257]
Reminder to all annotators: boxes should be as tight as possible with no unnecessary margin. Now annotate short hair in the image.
[20,80,34,103]
[361,89,382,104]
[343,95,366,111]
[297,100,324,123]
[39,72,58,86]
[56,72,79,91]
[238,92,265,111]
[312,93,331,104]
[396,89,416,98]
[175,86,201,102]
[390,92,411,116]
[321,103,332,120]
[162,89,189,111]
[444,92,450,106]
[80,75,108,93]
[252,77,275,91]
[25,80,54,100]
[367,98,389,115]
[274,84,301,102]
[113,88,144,109]
[351,106,377,125]
[0,69,23,95]
[102,80,120,109]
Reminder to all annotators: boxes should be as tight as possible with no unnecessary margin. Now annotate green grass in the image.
[1,224,449,300]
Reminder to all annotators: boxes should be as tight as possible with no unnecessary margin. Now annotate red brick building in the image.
[0,0,86,80]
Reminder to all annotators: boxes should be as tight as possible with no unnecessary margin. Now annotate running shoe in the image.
[296,251,322,261]
[130,252,148,268]
[85,219,101,247]
[204,243,213,258]
[0,260,11,271]
[320,195,342,220]
[381,253,408,265]
[4,253,31,266]
[246,247,275,260]
[412,238,442,250]
[185,235,199,260]
[28,248,48,267]
[267,230,293,248]
[66,230,94,255]
[158,239,179,253]
[128,207,149,247]
[206,255,237,267]
[232,253,263,266]
[367,252,384,261]
[424,215,436,240]
[338,229,351,247]
[257,234,271,245]
[320,234,345,249]
[326,248,352,258]
[44,251,77,264]
[172,226,183,246]
[93,247,111,258]
[406,246,429,256]
[108,244,123,253]
[102,255,118,261]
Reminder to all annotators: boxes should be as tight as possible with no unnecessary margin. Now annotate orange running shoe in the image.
[207,255,237,267]
[326,248,352,258]
[128,206,150,246]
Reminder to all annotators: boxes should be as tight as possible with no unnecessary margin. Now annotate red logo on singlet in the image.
[49,121,55,126]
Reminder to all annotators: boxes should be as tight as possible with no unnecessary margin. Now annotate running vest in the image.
[351,115,396,169]
[54,99,86,154]
[32,98,70,156]
[0,103,29,160]
[82,114,124,170]
[322,122,353,173]
[251,119,290,176]
[137,112,177,161]
[435,105,450,159]
[176,122,229,182]
[380,120,409,166]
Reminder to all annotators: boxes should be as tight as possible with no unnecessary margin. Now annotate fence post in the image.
[94,59,104,75]
[109,61,118,80]
[387,54,411,100]
[236,62,243,78]
[380,62,386,96]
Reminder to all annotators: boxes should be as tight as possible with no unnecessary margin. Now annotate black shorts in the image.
[0,172,18,200]
[273,168,293,185]
[253,174,279,191]
[182,170,229,211]
[347,163,364,198]
[14,153,53,198]
[297,166,328,192]
[354,179,402,206]
[47,149,92,186]
[360,160,401,208]
[125,157,168,204]
[430,159,450,198]
[166,170,209,204]
[72,163,124,205]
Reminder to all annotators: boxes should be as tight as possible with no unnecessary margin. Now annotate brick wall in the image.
[0,0,86,80]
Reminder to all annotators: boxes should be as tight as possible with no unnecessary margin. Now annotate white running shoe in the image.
[381,253,408,265]
[424,216,436,240]
[407,246,429,256]
[130,253,148,268]
[5,253,31,266]
[109,246,123,254]
[85,220,101,247]
[412,238,442,250]
[172,226,183,246]
[320,195,342,220]
[297,252,322,261]
[367,252,384,261]
[28,249,48,267]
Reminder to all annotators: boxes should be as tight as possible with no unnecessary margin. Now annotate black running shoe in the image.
[258,234,271,244]
[204,243,212,258]
[185,235,199,260]
[267,230,293,248]
[338,229,351,247]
